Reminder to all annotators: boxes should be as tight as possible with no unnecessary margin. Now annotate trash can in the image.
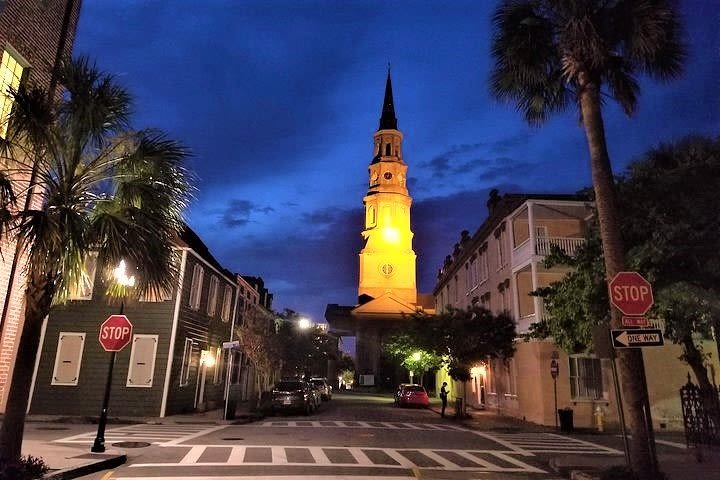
[558,408,573,432]
[224,399,236,420]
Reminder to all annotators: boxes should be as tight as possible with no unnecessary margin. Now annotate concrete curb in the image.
[42,452,126,480]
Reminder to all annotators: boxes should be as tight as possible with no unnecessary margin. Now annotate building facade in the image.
[327,71,433,386]
[434,191,718,430]
[0,0,82,412]
[28,226,267,417]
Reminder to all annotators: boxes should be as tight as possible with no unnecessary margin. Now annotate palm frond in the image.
[603,55,639,115]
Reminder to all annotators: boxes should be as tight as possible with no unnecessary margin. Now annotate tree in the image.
[531,136,720,388]
[383,333,442,385]
[274,310,337,378]
[236,307,283,400]
[0,58,192,461]
[413,305,516,413]
[490,2,684,476]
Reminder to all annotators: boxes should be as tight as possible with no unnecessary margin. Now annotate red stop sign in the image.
[608,272,654,316]
[99,315,133,352]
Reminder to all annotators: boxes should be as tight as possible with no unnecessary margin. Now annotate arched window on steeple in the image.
[367,206,376,227]
[385,143,391,156]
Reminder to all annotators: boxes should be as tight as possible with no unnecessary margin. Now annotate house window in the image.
[51,332,85,386]
[569,356,603,400]
[68,253,98,300]
[221,285,232,322]
[180,338,193,386]
[189,264,204,310]
[126,335,158,387]
[505,359,518,396]
[207,276,219,316]
[213,346,225,385]
[0,48,27,139]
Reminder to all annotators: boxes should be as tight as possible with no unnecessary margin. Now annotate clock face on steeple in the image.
[383,172,393,180]
[380,263,394,276]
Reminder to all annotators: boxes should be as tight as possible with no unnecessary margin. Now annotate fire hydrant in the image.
[593,405,605,432]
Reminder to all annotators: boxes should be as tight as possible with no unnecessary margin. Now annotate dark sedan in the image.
[270,380,315,415]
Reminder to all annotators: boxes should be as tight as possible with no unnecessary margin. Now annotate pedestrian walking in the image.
[440,382,448,418]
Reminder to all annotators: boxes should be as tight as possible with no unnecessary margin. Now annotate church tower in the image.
[358,70,417,305]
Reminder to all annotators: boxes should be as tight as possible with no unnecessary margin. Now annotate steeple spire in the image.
[378,66,398,131]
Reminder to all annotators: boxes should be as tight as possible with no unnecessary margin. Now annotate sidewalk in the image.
[15,402,260,479]
[427,401,720,480]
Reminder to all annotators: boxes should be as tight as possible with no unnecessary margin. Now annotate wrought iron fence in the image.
[680,374,720,447]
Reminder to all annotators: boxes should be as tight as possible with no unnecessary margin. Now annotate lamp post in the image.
[91,260,135,453]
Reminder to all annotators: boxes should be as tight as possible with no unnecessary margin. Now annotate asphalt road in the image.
[48,391,638,480]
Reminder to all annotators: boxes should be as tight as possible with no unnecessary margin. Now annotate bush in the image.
[0,455,49,480]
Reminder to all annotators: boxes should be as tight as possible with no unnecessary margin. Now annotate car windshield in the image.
[310,380,325,386]
[404,386,425,392]
[274,381,303,391]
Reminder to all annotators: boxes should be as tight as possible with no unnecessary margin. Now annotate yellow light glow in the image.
[411,351,422,361]
[298,317,312,329]
[114,260,136,287]
[200,350,215,367]
[381,227,400,244]
[470,365,486,378]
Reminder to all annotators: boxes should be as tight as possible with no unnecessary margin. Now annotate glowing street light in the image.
[298,317,312,330]
[412,351,422,362]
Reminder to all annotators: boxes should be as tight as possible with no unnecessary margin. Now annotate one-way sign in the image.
[611,329,664,348]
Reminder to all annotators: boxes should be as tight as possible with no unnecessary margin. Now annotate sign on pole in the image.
[608,272,654,316]
[611,329,664,348]
[222,340,240,349]
[622,316,650,327]
[99,315,133,352]
[550,359,559,378]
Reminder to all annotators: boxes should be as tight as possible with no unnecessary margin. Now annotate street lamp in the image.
[298,317,312,330]
[412,351,422,362]
[91,260,135,453]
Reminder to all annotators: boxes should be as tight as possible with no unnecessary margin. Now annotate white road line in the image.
[417,449,459,469]
[272,446,288,464]
[487,451,546,473]
[228,446,246,463]
[421,423,447,430]
[468,431,533,456]
[401,422,422,429]
[546,433,622,454]
[308,446,331,464]
[161,425,228,446]
[383,449,415,467]
[115,476,416,480]
[179,445,206,464]
[356,421,373,427]
[347,447,374,466]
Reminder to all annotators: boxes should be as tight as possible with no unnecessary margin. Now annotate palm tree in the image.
[489,1,684,478]
[0,57,193,461]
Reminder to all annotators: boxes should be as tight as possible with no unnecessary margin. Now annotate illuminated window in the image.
[0,48,27,139]
[189,264,204,310]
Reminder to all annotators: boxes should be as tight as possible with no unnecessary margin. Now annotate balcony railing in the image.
[535,236,585,257]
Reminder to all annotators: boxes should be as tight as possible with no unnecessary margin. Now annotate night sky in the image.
[74,1,718,326]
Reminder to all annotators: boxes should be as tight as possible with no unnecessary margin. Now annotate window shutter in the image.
[51,332,85,386]
[126,335,159,387]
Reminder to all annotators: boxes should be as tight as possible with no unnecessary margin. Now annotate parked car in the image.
[271,380,315,415]
[308,382,322,409]
[310,377,333,400]
[397,384,429,408]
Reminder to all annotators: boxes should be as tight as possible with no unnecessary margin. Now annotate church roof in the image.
[378,69,398,131]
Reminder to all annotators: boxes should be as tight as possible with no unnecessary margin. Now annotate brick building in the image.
[0,0,82,412]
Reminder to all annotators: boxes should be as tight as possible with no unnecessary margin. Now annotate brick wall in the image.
[0,0,82,412]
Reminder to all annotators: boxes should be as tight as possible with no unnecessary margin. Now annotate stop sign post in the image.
[608,272,654,316]
[92,314,133,453]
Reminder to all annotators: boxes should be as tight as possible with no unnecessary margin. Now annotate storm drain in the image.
[222,438,244,441]
[112,441,151,448]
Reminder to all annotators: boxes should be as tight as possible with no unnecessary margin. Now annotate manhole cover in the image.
[112,441,151,448]
[36,426,69,431]
[222,438,244,441]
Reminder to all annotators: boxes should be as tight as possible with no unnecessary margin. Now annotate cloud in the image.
[218,199,275,228]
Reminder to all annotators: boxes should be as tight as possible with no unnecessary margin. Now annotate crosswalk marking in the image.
[130,444,546,473]
[258,420,465,432]
[53,424,224,446]
[489,432,622,454]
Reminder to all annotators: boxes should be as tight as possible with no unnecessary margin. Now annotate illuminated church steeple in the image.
[358,69,417,304]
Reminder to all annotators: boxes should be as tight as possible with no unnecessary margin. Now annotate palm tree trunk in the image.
[578,72,657,480]
[0,272,54,462]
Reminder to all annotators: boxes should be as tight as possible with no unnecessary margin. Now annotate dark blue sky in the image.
[74,1,718,324]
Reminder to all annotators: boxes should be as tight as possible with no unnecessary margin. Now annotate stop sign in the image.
[608,272,654,316]
[99,315,133,352]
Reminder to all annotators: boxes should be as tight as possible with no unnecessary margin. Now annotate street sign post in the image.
[608,272,654,316]
[611,329,664,348]
[550,352,559,428]
[92,314,133,453]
